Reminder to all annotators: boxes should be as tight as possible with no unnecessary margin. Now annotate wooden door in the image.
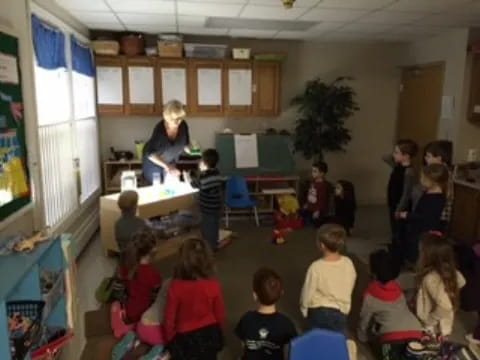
[125,57,157,115]
[450,183,480,246]
[95,56,126,116]
[253,61,281,116]
[157,59,189,114]
[188,59,225,116]
[468,53,480,123]
[396,64,444,167]
[225,60,253,116]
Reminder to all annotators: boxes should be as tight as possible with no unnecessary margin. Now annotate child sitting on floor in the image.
[115,190,148,254]
[302,161,329,227]
[300,224,357,334]
[163,238,225,360]
[236,267,297,360]
[358,249,422,358]
[415,232,465,338]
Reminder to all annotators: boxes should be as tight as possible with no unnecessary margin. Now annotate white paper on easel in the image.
[161,68,187,105]
[0,53,19,84]
[128,67,154,104]
[96,66,123,104]
[234,134,259,168]
[228,69,252,106]
[198,68,222,105]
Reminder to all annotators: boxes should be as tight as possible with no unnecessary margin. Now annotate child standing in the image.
[358,249,422,356]
[384,139,418,265]
[184,149,223,251]
[399,164,448,264]
[300,224,357,334]
[333,180,356,235]
[415,233,465,337]
[115,190,147,253]
[235,268,297,360]
[302,161,329,227]
[163,238,225,360]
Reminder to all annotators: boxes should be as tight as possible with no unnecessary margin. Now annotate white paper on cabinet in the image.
[198,68,222,106]
[128,67,154,104]
[161,68,187,105]
[228,69,252,106]
[234,134,259,168]
[96,66,123,105]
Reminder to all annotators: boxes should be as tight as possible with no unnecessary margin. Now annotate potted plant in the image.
[292,77,359,161]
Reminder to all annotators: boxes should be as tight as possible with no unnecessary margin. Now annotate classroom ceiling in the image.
[55,0,480,42]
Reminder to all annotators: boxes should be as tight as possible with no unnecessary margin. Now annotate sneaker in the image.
[112,331,137,360]
[140,345,164,360]
[406,341,438,357]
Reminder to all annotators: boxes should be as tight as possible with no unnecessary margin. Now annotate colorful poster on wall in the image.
[0,30,30,220]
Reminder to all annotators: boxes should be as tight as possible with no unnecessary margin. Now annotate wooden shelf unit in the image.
[103,160,145,194]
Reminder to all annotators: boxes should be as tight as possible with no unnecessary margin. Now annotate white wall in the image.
[100,41,405,205]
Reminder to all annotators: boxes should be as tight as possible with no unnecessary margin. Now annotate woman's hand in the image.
[167,166,180,177]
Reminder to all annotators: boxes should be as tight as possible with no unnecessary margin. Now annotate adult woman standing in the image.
[142,100,190,184]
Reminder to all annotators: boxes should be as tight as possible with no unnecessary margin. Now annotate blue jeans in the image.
[201,212,220,251]
[307,307,347,334]
[142,158,165,185]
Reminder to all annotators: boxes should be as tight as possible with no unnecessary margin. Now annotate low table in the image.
[99,185,198,256]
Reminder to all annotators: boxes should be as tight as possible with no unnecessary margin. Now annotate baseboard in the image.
[70,207,99,258]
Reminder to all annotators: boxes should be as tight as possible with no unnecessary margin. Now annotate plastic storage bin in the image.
[184,43,227,59]
[92,40,119,56]
[158,41,183,58]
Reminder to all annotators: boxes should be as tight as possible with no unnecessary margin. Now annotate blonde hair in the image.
[163,100,186,125]
[118,190,139,213]
[317,224,346,253]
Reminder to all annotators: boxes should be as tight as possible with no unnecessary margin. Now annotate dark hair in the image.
[424,141,453,166]
[336,180,356,209]
[123,229,157,279]
[396,139,419,158]
[174,238,214,280]
[417,232,460,308]
[202,148,219,169]
[253,267,283,306]
[317,224,346,252]
[370,249,400,284]
[422,163,449,193]
[313,161,328,174]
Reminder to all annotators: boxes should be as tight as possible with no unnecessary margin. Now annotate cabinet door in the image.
[158,59,189,114]
[468,54,480,123]
[95,56,126,116]
[226,60,253,116]
[188,59,225,116]
[451,184,480,246]
[253,61,281,116]
[125,57,157,116]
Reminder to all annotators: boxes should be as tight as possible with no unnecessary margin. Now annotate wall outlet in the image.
[467,148,479,162]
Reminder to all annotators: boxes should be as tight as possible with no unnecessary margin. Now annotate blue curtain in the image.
[71,35,95,77]
[31,14,66,70]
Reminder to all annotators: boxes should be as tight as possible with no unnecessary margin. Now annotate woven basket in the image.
[92,40,119,56]
[120,35,145,56]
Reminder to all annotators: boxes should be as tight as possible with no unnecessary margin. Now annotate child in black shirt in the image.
[236,268,297,360]
[399,163,448,265]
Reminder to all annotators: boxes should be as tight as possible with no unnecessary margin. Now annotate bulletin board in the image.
[0,30,31,221]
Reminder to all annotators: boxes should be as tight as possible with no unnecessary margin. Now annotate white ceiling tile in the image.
[179,0,246,2]
[358,10,426,24]
[392,25,446,35]
[177,2,243,17]
[116,13,176,25]
[418,13,475,27]
[321,31,373,40]
[239,5,308,19]
[229,29,277,38]
[386,0,473,13]
[179,27,229,35]
[300,8,368,21]
[69,11,118,23]
[177,15,206,27]
[275,30,306,39]
[107,0,175,14]
[85,22,126,31]
[125,24,177,33]
[307,21,346,33]
[317,0,395,10]
[339,22,394,33]
[248,0,321,7]
[55,0,110,12]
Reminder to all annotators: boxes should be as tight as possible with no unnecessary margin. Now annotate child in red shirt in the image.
[302,161,329,227]
[163,238,225,360]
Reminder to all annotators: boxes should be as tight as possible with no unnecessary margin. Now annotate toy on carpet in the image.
[271,194,303,245]
[271,228,292,245]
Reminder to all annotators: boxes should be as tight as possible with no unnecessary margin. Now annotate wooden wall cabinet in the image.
[450,182,480,246]
[95,56,126,116]
[125,57,158,115]
[253,61,281,116]
[225,60,253,116]
[189,59,225,116]
[157,59,189,114]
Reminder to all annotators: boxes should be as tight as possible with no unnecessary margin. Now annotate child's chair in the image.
[225,176,259,228]
[290,329,350,360]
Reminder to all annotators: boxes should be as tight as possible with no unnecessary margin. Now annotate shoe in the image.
[466,334,480,346]
[111,301,135,339]
[112,331,137,360]
[140,345,164,360]
[406,341,438,357]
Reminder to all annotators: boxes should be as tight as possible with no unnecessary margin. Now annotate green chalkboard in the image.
[0,30,31,221]
[215,134,295,176]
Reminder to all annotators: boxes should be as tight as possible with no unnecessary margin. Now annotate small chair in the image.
[225,176,259,228]
[290,329,350,360]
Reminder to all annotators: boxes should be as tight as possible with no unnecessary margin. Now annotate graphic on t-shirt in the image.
[307,184,317,203]
[259,328,269,339]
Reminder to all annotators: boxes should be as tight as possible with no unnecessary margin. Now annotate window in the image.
[32,14,100,228]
